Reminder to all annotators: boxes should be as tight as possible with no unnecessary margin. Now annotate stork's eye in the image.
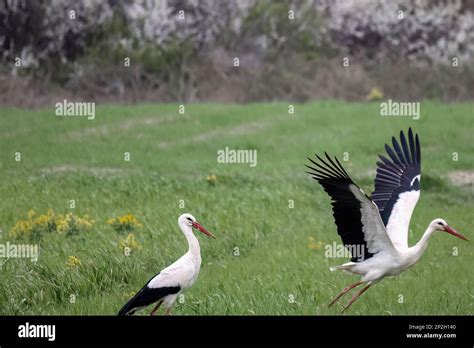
[186,217,193,222]
[437,222,444,226]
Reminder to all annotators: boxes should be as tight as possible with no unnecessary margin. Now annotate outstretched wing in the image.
[306,153,396,262]
[371,128,421,250]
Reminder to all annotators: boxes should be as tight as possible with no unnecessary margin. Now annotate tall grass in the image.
[0,101,472,315]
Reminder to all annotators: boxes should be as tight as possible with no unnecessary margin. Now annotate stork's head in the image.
[179,213,216,239]
[430,218,468,241]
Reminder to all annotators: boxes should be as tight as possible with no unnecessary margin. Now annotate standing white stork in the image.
[306,128,468,312]
[118,213,215,316]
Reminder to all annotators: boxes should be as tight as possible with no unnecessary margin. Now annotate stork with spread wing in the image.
[306,128,468,312]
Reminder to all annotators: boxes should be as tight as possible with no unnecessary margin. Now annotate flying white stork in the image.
[306,128,468,312]
[118,213,215,316]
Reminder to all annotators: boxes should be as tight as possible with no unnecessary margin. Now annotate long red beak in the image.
[192,221,216,239]
[444,226,468,241]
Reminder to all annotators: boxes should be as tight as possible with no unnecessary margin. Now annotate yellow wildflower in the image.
[108,214,142,233]
[119,233,142,254]
[66,255,81,269]
[10,209,94,240]
[10,220,33,238]
[366,87,384,101]
[10,209,55,239]
[57,213,94,235]
[308,237,324,250]
[207,174,218,185]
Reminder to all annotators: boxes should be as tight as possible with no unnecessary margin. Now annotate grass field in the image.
[0,101,473,315]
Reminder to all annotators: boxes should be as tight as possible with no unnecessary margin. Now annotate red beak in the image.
[444,226,468,241]
[192,221,216,239]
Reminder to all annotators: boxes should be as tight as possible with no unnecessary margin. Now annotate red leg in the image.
[150,300,163,316]
[328,281,363,307]
[341,283,372,313]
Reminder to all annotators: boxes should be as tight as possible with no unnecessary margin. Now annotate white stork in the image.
[118,213,215,316]
[306,128,468,312]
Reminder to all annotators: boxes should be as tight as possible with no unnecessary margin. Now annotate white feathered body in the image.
[148,250,202,308]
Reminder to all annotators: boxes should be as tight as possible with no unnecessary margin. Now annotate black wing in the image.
[306,153,395,262]
[371,128,421,249]
[118,273,181,316]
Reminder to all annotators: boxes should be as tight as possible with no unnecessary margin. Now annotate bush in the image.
[1,0,473,104]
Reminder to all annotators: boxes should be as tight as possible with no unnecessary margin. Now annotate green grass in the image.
[0,101,473,315]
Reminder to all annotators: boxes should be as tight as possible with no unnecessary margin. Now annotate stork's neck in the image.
[409,225,435,261]
[180,222,201,256]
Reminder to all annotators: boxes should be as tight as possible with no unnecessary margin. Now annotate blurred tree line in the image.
[1,0,473,106]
